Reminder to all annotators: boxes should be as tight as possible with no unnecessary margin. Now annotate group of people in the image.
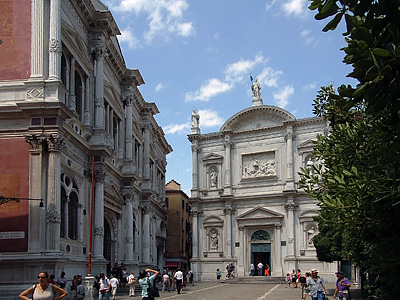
[285,268,351,300]
[249,261,270,276]
[161,268,194,293]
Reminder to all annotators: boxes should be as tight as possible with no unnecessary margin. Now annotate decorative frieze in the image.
[94,226,104,236]
[27,87,44,99]
[47,210,61,224]
[49,38,62,54]
[242,151,276,178]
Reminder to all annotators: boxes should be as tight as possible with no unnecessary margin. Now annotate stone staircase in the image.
[222,276,286,284]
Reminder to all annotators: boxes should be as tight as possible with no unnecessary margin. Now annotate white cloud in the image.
[155,83,165,92]
[258,67,283,88]
[224,53,267,83]
[185,78,232,102]
[274,85,294,108]
[303,83,316,91]
[301,29,315,44]
[110,0,194,44]
[118,29,140,49]
[163,123,190,134]
[282,0,308,17]
[198,109,224,128]
[265,0,278,12]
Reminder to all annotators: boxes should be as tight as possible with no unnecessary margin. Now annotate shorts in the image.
[292,278,297,283]
[111,287,117,295]
[217,275,221,279]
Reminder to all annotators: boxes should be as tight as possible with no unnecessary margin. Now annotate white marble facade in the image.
[188,91,336,281]
[0,0,171,297]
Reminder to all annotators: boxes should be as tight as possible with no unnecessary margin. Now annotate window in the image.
[60,173,80,240]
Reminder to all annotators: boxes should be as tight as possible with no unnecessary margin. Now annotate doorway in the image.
[251,243,271,275]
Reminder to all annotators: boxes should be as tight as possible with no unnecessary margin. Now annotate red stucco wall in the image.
[0,138,30,252]
[0,0,31,80]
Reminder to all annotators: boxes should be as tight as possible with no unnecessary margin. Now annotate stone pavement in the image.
[109,281,362,300]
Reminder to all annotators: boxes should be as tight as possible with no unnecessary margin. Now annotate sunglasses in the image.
[38,276,47,279]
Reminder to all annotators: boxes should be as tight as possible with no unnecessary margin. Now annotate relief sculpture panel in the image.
[242,151,276,178]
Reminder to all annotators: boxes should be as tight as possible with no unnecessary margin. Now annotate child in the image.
[286,273,291,288]
[216,269,221,283]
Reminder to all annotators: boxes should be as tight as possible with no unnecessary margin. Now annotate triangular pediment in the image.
[237,206,283,220]
[104,184,124,204]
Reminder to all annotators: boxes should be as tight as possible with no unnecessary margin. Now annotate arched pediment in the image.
[220,105,295,133]
[203,216,224,227]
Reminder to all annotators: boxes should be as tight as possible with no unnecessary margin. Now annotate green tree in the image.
[299,1,400,298]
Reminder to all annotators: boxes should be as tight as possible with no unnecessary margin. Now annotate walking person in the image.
[286,273,291,288]
[99,272,110,300]
[333,271,351,300]
[302,272,311,299]
[127,271,137,297]
[307,269,327,300]
[216,269,221,283]
[74,278,85,300]
[291,269,298,288]
[257,262,264,276]
[174,268,184,294]
[138,268,159,300]
[162,271,171,292]
[19,270,68,300]
[250,262,255,276]
[56,271,67,289]
[109,273,119,300]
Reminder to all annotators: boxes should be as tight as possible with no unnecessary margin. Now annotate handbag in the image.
[147,278,160,297]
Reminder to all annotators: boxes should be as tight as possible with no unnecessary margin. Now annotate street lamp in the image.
[0,196,44,207]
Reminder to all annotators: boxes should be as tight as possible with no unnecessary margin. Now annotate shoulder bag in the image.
[147,278,160,297]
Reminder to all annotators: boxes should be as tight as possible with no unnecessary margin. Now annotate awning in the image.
[165,262,179,267]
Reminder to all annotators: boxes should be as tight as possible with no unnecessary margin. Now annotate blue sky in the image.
[103,0,355,194]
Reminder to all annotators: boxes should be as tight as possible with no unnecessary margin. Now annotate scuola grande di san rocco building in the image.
[0,0,172,298]
[188,83,337,281]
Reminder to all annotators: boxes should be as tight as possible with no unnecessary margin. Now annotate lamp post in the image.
[0,196,44,207]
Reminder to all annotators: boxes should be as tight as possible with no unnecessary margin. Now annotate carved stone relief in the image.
[242,151,276,178]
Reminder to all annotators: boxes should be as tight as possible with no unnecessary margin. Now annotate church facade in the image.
[0,0,171,297]
[188,86,335,281]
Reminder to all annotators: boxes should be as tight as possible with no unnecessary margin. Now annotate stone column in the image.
[284,125,295,191]
[142,205,151,263]
[48,0,62,80]
[25,135,46,251]
[77,203,83,241]
[239,226,245,275]
[223,135,232,194]
[143,126,150,180]
[46,134,62,251]
[274,223,283,276]
[124,193,134,262]
[93,39,106,130]
[191,209,199,258]
[30,0,46,79]
[62,198,69,237]
[68,57,76,110]
[117,214,122,261]
[93,168,106,258]
[285,200,296,257]
[191,141,199,197]
[83,77,91,126]
[224,205,234,258]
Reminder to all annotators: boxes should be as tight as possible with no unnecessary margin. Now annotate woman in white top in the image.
[19,271,68,300]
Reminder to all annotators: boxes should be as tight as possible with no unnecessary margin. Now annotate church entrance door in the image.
[251,243,271,275]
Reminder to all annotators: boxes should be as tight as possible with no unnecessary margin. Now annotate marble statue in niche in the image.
[210,168,218,187]
[210,229,218,251]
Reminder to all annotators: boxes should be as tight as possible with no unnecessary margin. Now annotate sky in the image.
[102,0,356,195]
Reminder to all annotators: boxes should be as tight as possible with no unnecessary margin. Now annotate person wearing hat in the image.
[306,269,327,300]
[333,271,351,300]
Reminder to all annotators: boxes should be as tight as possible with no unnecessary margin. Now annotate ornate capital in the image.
[94,226,104,236]
[25,135,44,152]
[94,169,106,182]
[47,210,61,224]
[285,203,296,211]
[284,131,295,141]
[46,134,63,152]
[223,206,234,215]
[143,205,151,214]
[95,97,104,108]
[239,226,244,231]
[275,223,282,229]
[124,193,134,203]
[49,38,62,54]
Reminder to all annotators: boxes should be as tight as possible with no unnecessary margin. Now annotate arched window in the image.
[75,71,83,117]
[251,230,271,241]
[68,191,78,239]
[60,173,80,240]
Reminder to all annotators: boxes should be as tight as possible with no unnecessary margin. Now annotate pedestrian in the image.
[56,271,67,289]
[121,267,128,289]
[302,272,311,299]
[285,273,291,288]
[162,271,171,292]
[99,272,110,300]
[333,271,351,300]
[74,278,85,300]
[291,269,298,288]
[188,269,194,285]
[226,263,235,278]
[127,271,137,297]
[307,269,327,300]
[19,270,68,300]
[216,269,221,283]
[138,268,159,300]
[109,273,119,300]
[174,268,184,294]
[250,262,255,276]
[257,262,264,276]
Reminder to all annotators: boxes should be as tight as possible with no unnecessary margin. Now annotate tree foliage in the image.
[299,1,400,299]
